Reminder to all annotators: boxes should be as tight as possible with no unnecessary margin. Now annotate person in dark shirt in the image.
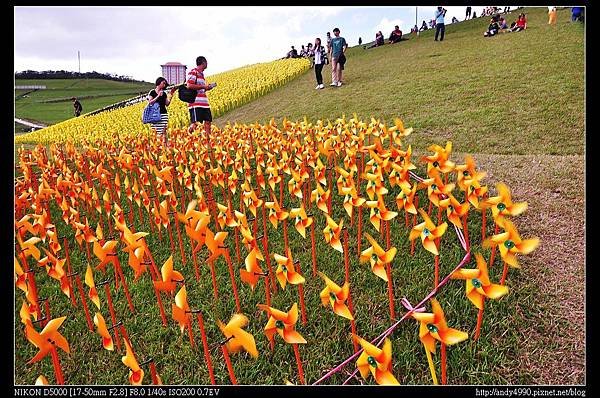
[72,97,82,117]
[147,77,173,145]
[483,18,500,37]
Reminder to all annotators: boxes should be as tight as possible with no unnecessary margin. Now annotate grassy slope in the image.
[15,79,154,125]
[215,7,584,156]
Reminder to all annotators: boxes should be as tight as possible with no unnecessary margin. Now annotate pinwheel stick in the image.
[149,361,160,385]
[310,221,317,277]
[462,213,470,251]
[191,242,200,281]
[234,226,241,264]
[75,275,94,331]
[386,263,395,321]
[207,258,219,300]
[110,255,135,313]
[283,217,289,254]
[194,312,217,385]
[489,223,500,267]
[167,221,175,255]
[173,208,186,267]
[103,282,122,350]
[424,346,439,385]
[152,279,168,327]
[261,206,277,294]
[295,261,308,326]
[357,205,363,257]
[221,345,238,385]
[474,304,484,341]
[293,343,305,385]
[50,346,65,385]
[441,342,447,385]
[500,261,509,286]
[481,208,487,242]
[434,254,440,290]
[343,228,359,353]
[223,249,241,313]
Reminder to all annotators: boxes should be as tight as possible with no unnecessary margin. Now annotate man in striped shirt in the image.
[186,56,217,137]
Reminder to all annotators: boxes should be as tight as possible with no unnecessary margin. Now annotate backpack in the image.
[178,84,198,103]
[142,101,161,124]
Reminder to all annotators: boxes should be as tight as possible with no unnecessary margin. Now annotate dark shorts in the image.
[189,107,212,123]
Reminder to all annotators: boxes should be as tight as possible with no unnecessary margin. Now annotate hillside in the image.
[215,7,584,157]
[15,78,154,126]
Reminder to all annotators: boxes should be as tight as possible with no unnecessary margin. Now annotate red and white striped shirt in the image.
[187,67,210,109]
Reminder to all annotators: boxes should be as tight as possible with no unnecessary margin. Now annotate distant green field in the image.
[15,78,154,125]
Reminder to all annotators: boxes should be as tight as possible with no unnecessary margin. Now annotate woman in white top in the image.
[313,37,328,89]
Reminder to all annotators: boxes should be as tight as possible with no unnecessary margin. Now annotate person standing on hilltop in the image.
[466,6,472,20]
[72,97,82,117]
[147,77,174,146]
[186,56,217,143]
[434,6,447,41]
[329,27,348,87]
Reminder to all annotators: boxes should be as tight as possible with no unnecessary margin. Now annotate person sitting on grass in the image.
[388,25,403,43]
[366,31,385,49]
[509,13,527,32]
[419,20,428,31]
[498,16,508,30]
[483,18,500,37]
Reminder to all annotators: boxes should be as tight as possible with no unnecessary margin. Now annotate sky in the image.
[14,6,502,83]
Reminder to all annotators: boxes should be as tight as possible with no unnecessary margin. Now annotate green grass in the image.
[14,6,584,386]
[15,79,154,125]
[215,7,584,156]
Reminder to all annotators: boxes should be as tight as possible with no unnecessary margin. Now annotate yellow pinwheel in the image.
[85,264,100,309]
[409,208,448,256]
[482,182,528,221]
[352,334,400,385]
[359,233,397,282]
[257,303,306,345]
[317,271,353,320]
[217,314,259,358]
[153,255,184,294]
[93,312,114,351]
[483,218,539,268]
[239,248,265,290]
[288,204,313,238]
[451,253,508,309]
[323,215,344,253]
[412,298,468,354]
[122,338,144,385]
[273,248,305,289]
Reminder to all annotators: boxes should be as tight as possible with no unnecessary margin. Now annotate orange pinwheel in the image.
[412,298,468,354]
[287,168,304,199]
[323,215,344,253]
[35,375,49,385]
[273,248,305,289]
[204,228,228,263]
[365,194,398,232]
[239,248,265,290]
[38,248,66,281]
[121,338,144,385]
[451,253,509,309]
[93,312,114,351]
[317,271,353,320]
[409,208,448,256]
[352,334,400,385]
[389,117,413,144]
[483,218,539,268]
[172,285,192,334]
[310,183,330,214]
[421,141,455,176]
[257,303,306,345]
[359,233,397,282]
[17,234,42,261]
[482,182,528,221]
[340,186,365,218]
[93,238,118,273]
[395,182,418,215]
[440,194,470,229]
[14,256,28,293]
[363,169,388,201]
[84,264,100,309]
[418,169,455,208]
[455,155,486,192]
[25,316,70,364]
[153,255,184,294]
[265,195,289,229]
[217,314,259,358]
[464,179,488,209]
[288,204,313,238]
[242,185,263,218]
[217,203,239,230]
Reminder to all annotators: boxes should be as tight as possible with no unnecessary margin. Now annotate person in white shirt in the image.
[434,6,447,41]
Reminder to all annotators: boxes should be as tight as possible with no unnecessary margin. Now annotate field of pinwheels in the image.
[15,114,541,385]
[15,7,584,386]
